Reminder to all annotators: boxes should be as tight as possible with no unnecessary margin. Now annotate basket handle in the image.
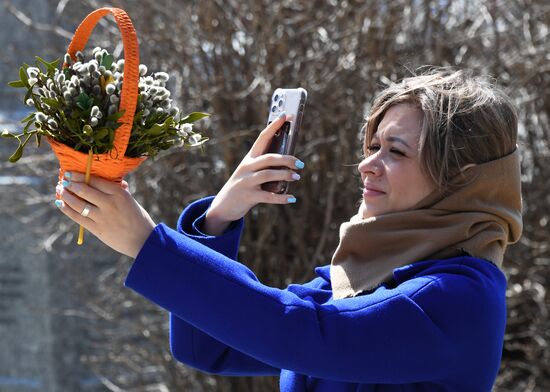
[64,7,139,158]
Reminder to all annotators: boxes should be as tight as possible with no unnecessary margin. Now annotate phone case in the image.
[261,87,308,194]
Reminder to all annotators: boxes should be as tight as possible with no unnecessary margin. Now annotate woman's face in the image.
[358,104,436,219]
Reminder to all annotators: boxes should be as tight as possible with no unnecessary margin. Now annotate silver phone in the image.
[261,87,307,194]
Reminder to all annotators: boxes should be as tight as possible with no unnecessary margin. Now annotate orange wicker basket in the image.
[50,8,147,244]
[49,7,147,185]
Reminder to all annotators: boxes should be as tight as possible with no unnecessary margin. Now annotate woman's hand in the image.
[204,113,304,236]
[55,172,156,259]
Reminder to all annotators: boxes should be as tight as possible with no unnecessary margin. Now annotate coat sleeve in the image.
[125,220,469,384]
[162,196,279,376]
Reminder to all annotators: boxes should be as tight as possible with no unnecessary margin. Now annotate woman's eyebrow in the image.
[386,136,411,149]
[372,135,411,149]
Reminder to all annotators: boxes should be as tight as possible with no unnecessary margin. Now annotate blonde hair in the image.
[364,67,518,192]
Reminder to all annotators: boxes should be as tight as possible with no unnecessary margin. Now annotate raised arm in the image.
[126,224,502,384]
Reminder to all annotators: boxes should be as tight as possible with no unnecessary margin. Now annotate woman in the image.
[54,68,522,391]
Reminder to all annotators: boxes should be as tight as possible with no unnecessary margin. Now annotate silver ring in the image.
[80,203,92,218]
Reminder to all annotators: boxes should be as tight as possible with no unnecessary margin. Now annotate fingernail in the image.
[291,173,301,180]
[287,197,297,203]
[278,111,286,119]
[55,200,63,208]
[295,160,305,169]
[64,171,72,179]
[56,184,64,194]
[62,179,70,187]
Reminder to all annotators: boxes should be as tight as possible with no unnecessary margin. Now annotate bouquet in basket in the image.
[0,7,209,245]
[2,48,208,163]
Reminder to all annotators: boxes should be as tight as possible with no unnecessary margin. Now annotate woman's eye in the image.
[366,145,380,152]
[391,149,405,156]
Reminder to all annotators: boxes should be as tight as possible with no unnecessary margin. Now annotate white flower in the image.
[91,106,100,117]
[189,133,202,146]
[27,67,39,78]
[154,72,169,82]
[139,64,148,76]
[47,119,58,128]
[35,112,47,122]
[174,138,184,147]
[63,91,72,101]
[105,84,116,95]
[90,117,98,127]
[116,59,124,72]
[92,46,102,55]
[56,73,65,84]
[182,123,193,133]
[28,77,38,86]
[63,53,72,65]
[109,95,119,104]
[26,98,34,106]
[88,62,97,73]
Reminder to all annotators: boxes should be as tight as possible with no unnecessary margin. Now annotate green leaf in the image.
[35,56,60,72]
[19,66,29,88]
[93,128,109,140]
[76,92,92,110]
[41,98,61,108]
[8,80,25,88]
[146,122,165,135]
[106,109,125,122]
[20,112,35,124]
[1,129,16,138]
[24,89,33,102]
[101,54,114,69]
[180,112,210,123]
[8,142,24,162]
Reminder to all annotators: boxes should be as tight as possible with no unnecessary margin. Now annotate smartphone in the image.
[261,87,307,194]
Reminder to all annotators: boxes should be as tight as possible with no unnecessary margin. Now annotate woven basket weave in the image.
[49,7,147,190]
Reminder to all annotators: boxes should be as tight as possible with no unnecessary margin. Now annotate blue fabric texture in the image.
[125,196,508,391]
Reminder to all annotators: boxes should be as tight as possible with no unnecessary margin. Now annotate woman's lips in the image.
[363,187,386,197]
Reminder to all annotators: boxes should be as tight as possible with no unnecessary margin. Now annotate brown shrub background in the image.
[1,0,548,390]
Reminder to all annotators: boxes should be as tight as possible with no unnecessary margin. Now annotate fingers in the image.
[250,169,301,184]
[56,183,98,222]
[248,112,287,158]
[59,175,111,210]
[256,191,297,205]
[55,194,98,231]
[62,171,125,195]
[246,153,304,173]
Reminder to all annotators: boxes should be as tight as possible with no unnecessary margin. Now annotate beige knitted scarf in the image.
[330,148,523,299]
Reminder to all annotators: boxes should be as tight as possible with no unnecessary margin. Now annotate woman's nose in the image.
[358,155,382,176]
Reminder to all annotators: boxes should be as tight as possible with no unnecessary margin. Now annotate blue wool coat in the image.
[125,197,507,391]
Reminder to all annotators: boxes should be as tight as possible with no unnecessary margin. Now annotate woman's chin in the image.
[358,201,384,220]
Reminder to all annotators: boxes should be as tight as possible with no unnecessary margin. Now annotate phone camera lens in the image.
[274,94,279,101]
[278,100,283,107]
[271,105,277,113]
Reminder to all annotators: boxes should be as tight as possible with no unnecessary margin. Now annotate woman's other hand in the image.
[204,113,304,236]
[55,172,156,259]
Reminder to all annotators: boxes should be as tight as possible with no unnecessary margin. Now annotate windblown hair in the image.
[364,67,518,192]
